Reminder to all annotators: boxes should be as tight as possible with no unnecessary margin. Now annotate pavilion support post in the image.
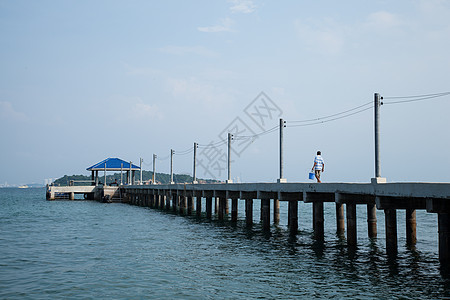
[206,197,212,219]
[385,208,398,256]
[262,198,270,231]
[288,199,298,234]
[91,171,95,186]
[196,197,202,217]
[313,201,324,241]
[406,208,417,245]
[347,203,357,246]
[336,202,345,235]
[231,198,238,222]
[95,171,99,186]
[274,199,280,224]
[245,199,253,226]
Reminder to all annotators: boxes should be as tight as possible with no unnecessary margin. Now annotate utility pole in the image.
[152,154,156,184]
[278,118,287,183]
[170,149,174,184]
[227,133,233,183]
[373,93,386,184]
[139,158,143,185]
[193,142,198,183]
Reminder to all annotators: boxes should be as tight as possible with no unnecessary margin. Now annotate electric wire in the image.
[287,105,374,128]
[382,91,450,105]
[288,101,373,124]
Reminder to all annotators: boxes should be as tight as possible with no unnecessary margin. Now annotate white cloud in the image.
[228,0,256,14]
[130,98,163,120]
[294,19,345,55]
[364,11,403,32]
[198,17,234,33]
[0,101,28,122]
[159,45,218,57]
[166,77,233,110]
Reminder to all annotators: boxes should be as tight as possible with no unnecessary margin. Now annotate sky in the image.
[1,0,449,185]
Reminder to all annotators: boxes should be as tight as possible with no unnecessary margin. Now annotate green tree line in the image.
[53,171,218,186]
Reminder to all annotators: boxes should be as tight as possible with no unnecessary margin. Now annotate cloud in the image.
[0,101,28,122]
[198,17,234,33]
[294,19,345,55]
[228,0,256,14]
[130,98,163,120]
[364,11,402,32]
[159,45,218,57]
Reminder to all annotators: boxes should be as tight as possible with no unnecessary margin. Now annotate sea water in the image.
[1,188,449,299]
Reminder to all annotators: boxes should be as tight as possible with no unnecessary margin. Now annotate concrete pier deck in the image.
[121,181,450,268]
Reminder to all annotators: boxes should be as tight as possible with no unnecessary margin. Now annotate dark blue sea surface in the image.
[1,188,449,299]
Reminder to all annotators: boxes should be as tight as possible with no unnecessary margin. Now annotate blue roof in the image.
[86,158,141,171]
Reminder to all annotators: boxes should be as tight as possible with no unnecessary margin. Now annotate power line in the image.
[287,105,374,128]
[234,125,279,140]
[383,92,450,105]
[288,101,372,124]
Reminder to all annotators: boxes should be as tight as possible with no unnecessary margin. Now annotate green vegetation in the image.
[53,171,219,186]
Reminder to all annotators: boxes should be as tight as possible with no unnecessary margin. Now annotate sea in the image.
[1,187,449,299]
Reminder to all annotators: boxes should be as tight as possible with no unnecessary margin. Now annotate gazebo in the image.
[86,158,140,186]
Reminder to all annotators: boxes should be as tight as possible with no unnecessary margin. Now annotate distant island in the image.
[53,171,219,186]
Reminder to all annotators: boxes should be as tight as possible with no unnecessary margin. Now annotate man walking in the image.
[311,151,325,183]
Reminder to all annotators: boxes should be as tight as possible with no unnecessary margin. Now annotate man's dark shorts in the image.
[315,170,321,179]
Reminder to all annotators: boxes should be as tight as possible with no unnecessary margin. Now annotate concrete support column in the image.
[225,199,229,215]
[187,196,193,215]
[172,195,177,212]
[262,199,270,231]
[367,204,377,238]
[288,199,298,233]
[196,197,202,217]
[218,197,225,220]
[385,208,398,256]
[245,199,253,226]
[231,198,238,222]
[206,197,212,219]
[260,200,264,222]
[313,201,324,241]
[438,213,450,267]
[346,203,357,246]
[336,202,345,234]
[406,208,417,245]
[273,199,280,224]
[165,196,170,210]
[215,197,219,214]
[69,192,74,200]
[180,196,187,215]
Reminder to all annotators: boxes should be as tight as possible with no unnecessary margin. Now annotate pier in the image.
[119,181,450,268]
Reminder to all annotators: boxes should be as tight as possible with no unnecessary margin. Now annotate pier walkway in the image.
[121,181,450,268]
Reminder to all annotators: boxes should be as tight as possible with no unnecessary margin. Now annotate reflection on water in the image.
[0,188,449,299]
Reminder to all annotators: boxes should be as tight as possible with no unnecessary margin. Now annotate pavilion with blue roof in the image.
[87,158,140,186]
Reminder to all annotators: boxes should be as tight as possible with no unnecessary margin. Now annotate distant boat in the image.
[18,185,29,189]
